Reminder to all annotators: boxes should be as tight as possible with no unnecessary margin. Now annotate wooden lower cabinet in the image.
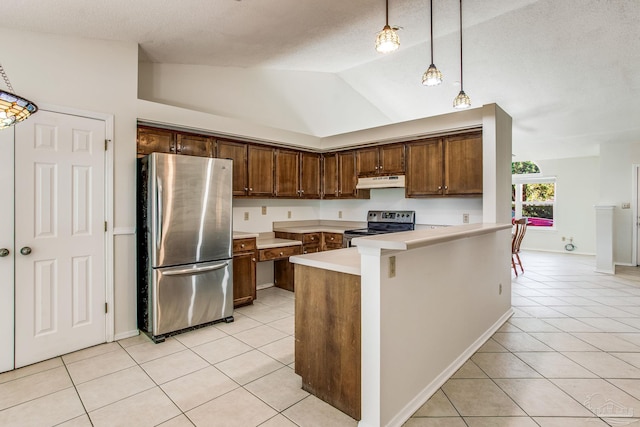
[295,264,361,420]
[322,232,343,250]
[233,238,256,307]
[258,243,302,292]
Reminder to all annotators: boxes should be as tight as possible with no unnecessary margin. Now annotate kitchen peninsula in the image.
[290,223,513,427]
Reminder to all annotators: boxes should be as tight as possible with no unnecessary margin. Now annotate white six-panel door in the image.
[14,110,106,368]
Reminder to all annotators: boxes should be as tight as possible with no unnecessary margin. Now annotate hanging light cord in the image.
[429,0,434,63]
[385,0,390,26]
[0,64,15,93]
[459,0,464,90]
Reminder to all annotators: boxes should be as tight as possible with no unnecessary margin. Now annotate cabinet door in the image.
[300,152,321,199]
[322,154,338,199]
[248,145,275,197]
[356,147,379,177]
[233,251,256,307]
[177,134,213,157]
[405,139,444,197]
[275,149,300,197]
[379,144,405,175]
[217,140,248,196]
[338,152,357,198]
[444,132,483,195]
[137,127,176,156]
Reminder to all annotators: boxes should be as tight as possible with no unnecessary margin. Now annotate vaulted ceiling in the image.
[4,0,640,160]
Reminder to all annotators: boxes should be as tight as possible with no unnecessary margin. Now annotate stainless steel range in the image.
[343,210,416,247]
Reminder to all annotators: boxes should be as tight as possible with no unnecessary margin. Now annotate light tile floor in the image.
[3,251,640,426]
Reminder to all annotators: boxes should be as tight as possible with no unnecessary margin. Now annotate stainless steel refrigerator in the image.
[137,153,234,343]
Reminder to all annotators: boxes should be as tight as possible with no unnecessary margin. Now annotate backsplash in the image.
[232,188,482,232]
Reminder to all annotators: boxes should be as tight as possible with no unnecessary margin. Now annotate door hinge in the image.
[105,302,108,313]
[104,139,110,151]
[104,221,107,232]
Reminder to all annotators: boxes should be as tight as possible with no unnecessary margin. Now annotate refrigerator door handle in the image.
[162,262,230,277]
[156,182,163,246]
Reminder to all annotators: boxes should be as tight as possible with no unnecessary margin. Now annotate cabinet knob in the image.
[244,187,248,191]
[301,190,304,194]
[303,250,308,254]
[240,244,245,248]
[279,251,284,256]
[252,258,256,262]
[310,236,314,240]
[438,186,442,190]
[249,188,253,191]
[444,186,448,190]
[330,237,334,241]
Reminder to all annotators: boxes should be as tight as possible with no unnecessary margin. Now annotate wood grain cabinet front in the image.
[137,127,176,157]
[232,238,257,308]
[356,144,405,177]
[177,134,214,157]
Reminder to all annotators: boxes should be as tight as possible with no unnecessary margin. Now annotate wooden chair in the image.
[512,218,528,276]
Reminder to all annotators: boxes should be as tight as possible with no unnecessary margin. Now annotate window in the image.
[512,162,555,227]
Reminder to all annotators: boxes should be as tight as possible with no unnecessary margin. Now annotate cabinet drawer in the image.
[302,244,321,255]
[302,233,321,244]
[233,238,256,253]
[258,245,302,261]
[323,233,343,246]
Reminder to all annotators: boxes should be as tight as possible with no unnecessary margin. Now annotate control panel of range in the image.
[366,210,416,224]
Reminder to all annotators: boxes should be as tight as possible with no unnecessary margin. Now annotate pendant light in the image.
[421,0,443,86]
[375,0,400,54]
[0,63,38,129]
[453,0,471,109]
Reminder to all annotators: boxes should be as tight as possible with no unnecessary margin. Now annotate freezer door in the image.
[152,260,233,336]
[149,153,233,267]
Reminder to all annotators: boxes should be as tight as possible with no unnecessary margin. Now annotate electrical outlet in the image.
[463,213,470,223]
[287,211,292,219]
[389,256,396,278]
[622,202,631,209]
[338,211,342,219]
[244,212,249,221]
[261,206,267,215]
[562,236,566,241]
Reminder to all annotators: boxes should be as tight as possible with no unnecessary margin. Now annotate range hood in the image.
[356,175,405,189]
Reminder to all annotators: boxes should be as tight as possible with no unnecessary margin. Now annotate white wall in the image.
[521,156,599,255]
[599,142,640,265]
[1,29,140,338]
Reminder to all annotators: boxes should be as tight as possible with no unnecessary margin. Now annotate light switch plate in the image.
[262,206,267,215]
[244,212,249,221]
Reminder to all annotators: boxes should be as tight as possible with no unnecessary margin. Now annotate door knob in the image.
[20,247,32,256]
[0,248,9,257]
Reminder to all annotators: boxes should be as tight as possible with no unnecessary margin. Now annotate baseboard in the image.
[257,283,274,290]
[384,308,515,427]
[522,248,595,256]
[114,329,140,341]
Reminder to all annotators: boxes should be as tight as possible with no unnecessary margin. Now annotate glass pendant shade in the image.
[0,64,37,130]
[422,64,443,86]
[453,90,471,109]
[376,25,400,53]
[0,90,37,129]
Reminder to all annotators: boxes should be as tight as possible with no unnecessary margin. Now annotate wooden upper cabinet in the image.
[217,139,248,196]
[338,151,357,197]
[405,138,444,197]
[275,149,300,197]
[247,145,275,197]
[444,132,483,195]
[322,153,338,199]
[300,152,322,199]
[406,132,483,198]
[356,147,379,176]
[137,127,176,156]
[356,145,405,176]
[379,144,405,175]
[177,134,214,157]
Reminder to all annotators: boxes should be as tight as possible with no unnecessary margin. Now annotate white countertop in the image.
[233,231,259,239]
[352,223,512,250]
[272,225,353,234]
[289,223,511,274]
[289,247,361,276]
[256,237,303,250]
